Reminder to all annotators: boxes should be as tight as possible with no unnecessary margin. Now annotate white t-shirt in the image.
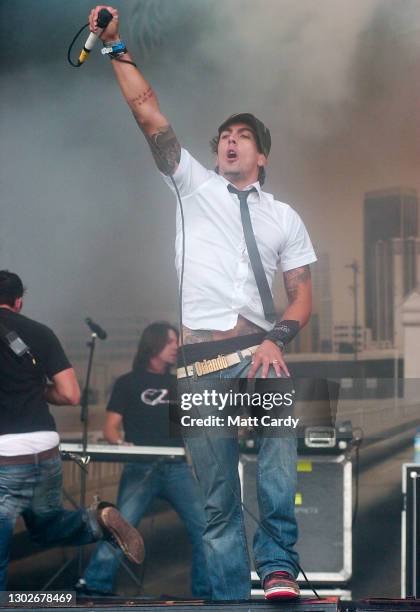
[0,431,60,456]
[162,148,317,332]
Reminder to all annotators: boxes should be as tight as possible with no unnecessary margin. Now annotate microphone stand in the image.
[42,331,97,589]
[78,331,97,575]
[43,326,142,592]
[74,331,142,590]
[80,332,96,503]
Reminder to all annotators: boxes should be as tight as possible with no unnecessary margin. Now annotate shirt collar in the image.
[218,174,262,202]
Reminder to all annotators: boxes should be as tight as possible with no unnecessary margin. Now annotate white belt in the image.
[177,345,259,379]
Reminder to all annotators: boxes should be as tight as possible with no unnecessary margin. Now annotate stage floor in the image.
[0,595,340,612]
[2,596,420,612]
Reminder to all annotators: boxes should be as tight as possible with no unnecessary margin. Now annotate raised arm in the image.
[89,5,181,175]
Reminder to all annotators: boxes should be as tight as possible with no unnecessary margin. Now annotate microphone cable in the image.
[67,20,137,68]
[67,23,89,67]
[169,175,320,599]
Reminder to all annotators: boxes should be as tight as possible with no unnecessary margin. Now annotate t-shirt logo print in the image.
[140,388,169,406]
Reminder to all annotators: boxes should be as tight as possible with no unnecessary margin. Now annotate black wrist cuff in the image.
[265,319,300,349]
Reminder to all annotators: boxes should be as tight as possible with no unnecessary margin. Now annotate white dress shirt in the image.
[162,148,317,332]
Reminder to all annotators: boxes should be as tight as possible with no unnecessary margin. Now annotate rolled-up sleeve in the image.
[280,207,317,271]
[160,148,212,198]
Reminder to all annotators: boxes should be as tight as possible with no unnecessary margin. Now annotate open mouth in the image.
[227,149,238,161]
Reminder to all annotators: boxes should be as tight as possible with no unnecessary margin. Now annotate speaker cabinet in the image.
[401,463,420,598]
[239,454,352,583]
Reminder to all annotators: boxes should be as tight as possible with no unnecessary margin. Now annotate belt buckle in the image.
[194,354,228,376]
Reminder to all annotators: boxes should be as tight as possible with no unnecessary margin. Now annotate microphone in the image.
[0,323,30,356]
[78,8,113,65]
[0,323,37,364]
[85,318,107,340]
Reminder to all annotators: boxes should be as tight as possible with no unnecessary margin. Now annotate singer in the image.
[0,270,144,590]
[88,5,316,601]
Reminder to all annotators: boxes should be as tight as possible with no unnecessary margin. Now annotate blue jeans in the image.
[83,460,211,598]
[179,357,299,600]
[0,454,99,590]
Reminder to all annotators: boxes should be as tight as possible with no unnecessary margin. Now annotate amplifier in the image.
[239,453,352,584]
[239,421,354,455]
[401,463,420,598]
[299,421,353,454]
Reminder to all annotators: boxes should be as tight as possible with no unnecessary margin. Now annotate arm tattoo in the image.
[284,265,311,302]
[130,87,154,109]
[144,125,181,175]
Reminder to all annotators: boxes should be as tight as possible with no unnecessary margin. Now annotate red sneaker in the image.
[263,571,300,600]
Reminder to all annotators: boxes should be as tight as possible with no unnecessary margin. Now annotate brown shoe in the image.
[97,503,145,565]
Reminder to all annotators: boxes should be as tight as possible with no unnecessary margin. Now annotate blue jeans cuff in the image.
[84,508,103,541]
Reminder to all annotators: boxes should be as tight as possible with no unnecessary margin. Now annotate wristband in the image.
[101,41,127,57]
[265,319,300,350]
[102,39,123,47]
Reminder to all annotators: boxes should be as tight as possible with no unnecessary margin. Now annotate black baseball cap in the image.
[217,113,271,157]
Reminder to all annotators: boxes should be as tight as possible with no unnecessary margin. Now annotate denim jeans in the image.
[83,460,211,598]
[0,454,98,590]
[178,356,299,600]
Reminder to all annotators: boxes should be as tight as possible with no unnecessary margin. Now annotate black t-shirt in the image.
[0,308,71,435]
[107,369,182,447]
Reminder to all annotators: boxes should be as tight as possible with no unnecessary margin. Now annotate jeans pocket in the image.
[33,458,63,512]
[0,467,32,517]
[0,485,14,518]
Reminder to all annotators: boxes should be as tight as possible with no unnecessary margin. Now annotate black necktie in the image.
[227,184,276,323]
